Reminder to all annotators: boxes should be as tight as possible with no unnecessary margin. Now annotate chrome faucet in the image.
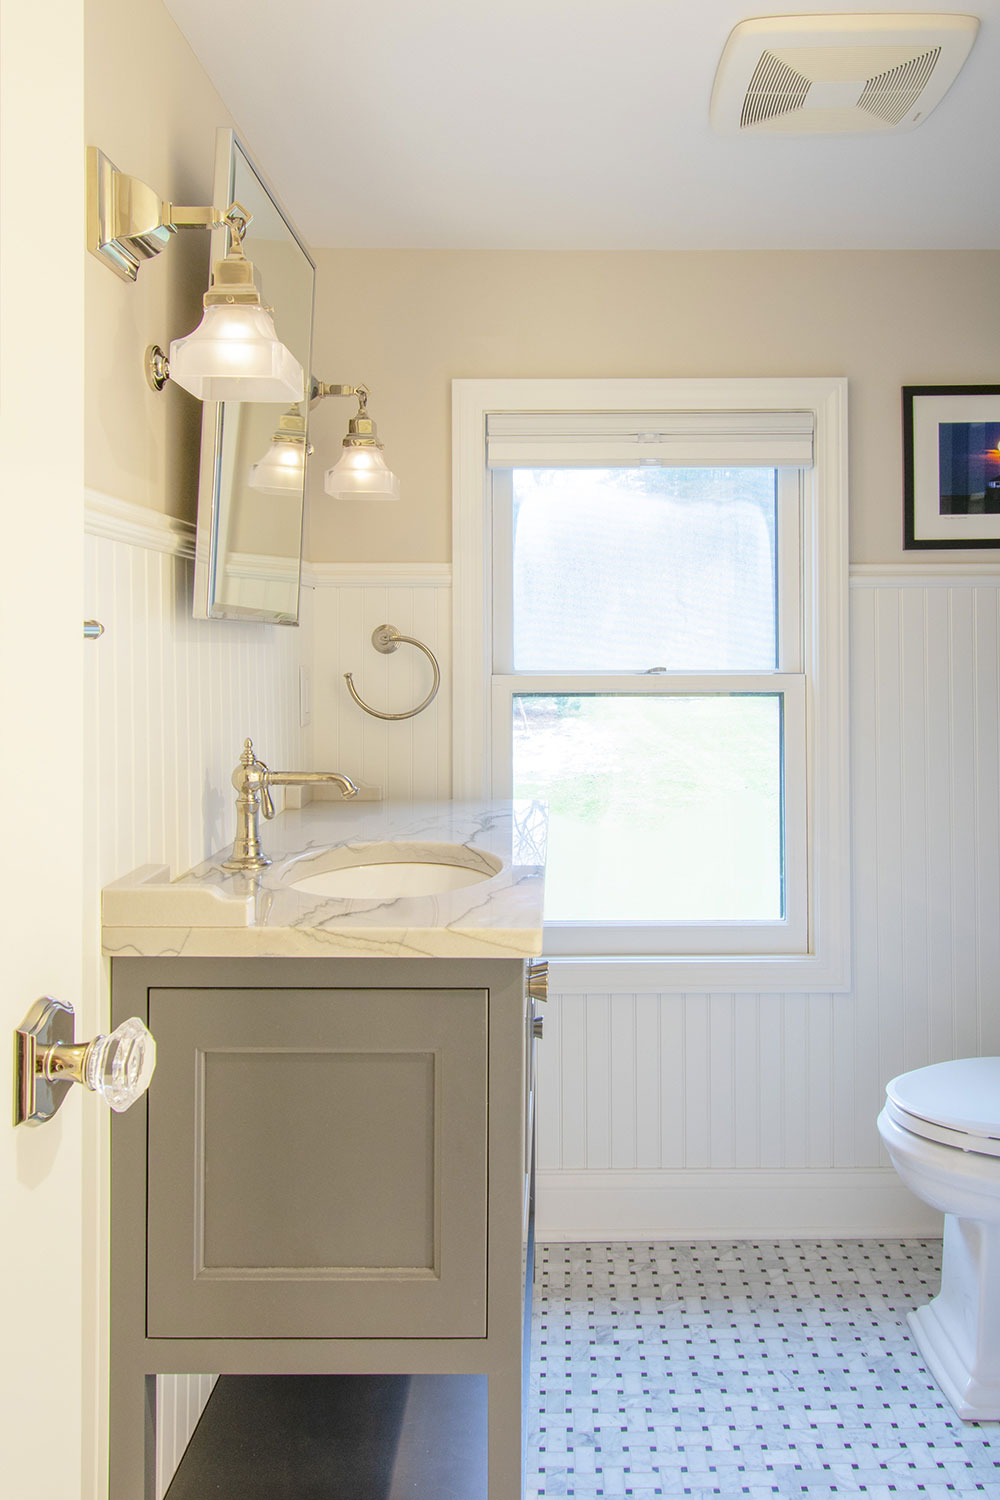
[222,737,359,872]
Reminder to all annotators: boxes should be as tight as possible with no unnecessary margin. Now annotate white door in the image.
[0,3,87,1497]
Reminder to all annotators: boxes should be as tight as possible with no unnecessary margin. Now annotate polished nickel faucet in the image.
[222,737,359,872]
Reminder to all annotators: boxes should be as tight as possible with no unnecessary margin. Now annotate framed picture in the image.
[904,385,1000,549]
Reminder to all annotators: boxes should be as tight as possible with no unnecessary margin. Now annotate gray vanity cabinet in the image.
[146,985,488,1340]
[109,954,535,1500]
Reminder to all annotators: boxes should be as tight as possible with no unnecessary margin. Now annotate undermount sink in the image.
[285,842,504,900]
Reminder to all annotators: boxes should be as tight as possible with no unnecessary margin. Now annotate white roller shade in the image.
[486,409,814,468]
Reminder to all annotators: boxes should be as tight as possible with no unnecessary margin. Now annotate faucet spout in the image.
[266,771,359,799]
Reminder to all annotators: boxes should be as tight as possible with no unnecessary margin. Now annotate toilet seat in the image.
[886,1057,1000,1159]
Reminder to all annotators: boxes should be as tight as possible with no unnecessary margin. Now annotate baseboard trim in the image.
[534,1167,943,1242]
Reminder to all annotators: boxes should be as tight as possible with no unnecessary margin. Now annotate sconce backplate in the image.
[14,997,75,1126]
[87,147,176,283]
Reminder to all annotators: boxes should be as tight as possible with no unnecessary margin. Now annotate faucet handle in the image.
[238,738,275,818]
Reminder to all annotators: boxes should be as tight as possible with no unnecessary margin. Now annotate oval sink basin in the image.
[287,842,503,900]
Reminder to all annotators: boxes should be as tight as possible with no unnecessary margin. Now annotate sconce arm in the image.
[167,205,226,230]
[310,380,365,406]
[309,381,384,449]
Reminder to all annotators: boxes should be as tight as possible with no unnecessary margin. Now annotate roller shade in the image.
[486,409,814,468]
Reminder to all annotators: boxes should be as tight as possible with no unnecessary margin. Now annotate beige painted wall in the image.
[307,249,1000,565]
[85,0,239,519]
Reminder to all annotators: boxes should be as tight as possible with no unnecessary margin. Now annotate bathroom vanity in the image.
[103,801,547,1500]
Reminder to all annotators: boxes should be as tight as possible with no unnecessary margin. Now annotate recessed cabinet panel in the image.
[201,1050,436,1271]
[146,988,488,1340]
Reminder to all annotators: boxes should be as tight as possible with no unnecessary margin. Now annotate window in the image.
[453,380,850,991]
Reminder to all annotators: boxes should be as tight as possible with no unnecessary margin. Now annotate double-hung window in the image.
[453,380,849,991]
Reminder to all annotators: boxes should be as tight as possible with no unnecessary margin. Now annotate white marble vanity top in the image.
[102,800,547,959]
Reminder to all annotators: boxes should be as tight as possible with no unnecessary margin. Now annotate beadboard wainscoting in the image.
[85,549,1000,1480]
[309,565,1000,1240]
[534,572,1000,1239]
[307,563,453,800]
[83,492,312,1500]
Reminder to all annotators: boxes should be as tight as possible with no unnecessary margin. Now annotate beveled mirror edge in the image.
[192,126,316,626]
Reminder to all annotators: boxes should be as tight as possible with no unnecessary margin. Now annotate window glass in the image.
[511,468,778,672]
[511,693,784,923]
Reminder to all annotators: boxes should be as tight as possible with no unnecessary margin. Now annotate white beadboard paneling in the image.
[307,568,997,1239]
[658,994,686,1169]
[533,579,1000,1238]
[707,996,735,1169]
[731,996,761,1170]
[899,585,931,1074]
[924,585,956,1065]
[975,588,1000,1054]
[948,587,980,1063]
[84,521,310,1500]
[682,995,712,1171]
[609,993,636,1170]
[558,995,589,1172]
[308,576,451,801]
[755,994,785,1168]
[149,560,994,1240]
[633,993,661,1171]
[780,994,810,1170]
[584,994,612,1169]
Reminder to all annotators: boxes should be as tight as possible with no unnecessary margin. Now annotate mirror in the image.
[193,129,315,624]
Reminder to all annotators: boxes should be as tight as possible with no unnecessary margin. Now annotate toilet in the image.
[877,1057,1000,1421]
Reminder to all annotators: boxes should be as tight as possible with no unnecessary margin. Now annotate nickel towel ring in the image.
[344,624,441,721]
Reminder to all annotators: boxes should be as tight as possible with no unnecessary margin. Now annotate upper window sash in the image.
[491,467,803,677]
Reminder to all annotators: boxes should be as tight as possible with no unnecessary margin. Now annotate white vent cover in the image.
[711,13,979,135]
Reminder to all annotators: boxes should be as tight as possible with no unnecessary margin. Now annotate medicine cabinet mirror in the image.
[193,129,315,624]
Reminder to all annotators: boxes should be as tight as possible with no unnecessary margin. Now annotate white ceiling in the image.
[163,0,1000,250]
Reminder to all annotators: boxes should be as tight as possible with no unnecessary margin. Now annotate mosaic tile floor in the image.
[526,1241,1000,1499]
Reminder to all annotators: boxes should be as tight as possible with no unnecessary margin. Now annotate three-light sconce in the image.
[87,146,399,501]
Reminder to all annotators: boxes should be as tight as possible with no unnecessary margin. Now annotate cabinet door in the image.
[145,988,487,1339]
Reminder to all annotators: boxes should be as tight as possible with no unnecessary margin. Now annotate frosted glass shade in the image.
[324,444,400,500]
[248,439,306,493]
[169,304,305,403]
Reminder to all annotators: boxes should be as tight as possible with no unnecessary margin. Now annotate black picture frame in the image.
[903,384,1000,549]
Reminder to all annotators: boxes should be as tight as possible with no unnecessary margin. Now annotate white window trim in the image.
[452,377,851,993]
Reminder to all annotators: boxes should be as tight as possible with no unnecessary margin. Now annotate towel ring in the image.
[344,624,441,721]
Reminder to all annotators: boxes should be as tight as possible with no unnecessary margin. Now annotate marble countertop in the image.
[102,799,547,960]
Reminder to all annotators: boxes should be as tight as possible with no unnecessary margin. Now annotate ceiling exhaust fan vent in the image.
[858,46,942,124]
[713,14,979,136]
[740,51,813,128]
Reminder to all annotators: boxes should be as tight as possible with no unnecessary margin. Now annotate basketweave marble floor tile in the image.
[525,1241,1000,1499]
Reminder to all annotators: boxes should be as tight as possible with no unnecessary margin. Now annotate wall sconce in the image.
[87,147,304,404]
[248,381,400,500]
[248,405,310,494]
[314,381,400,501]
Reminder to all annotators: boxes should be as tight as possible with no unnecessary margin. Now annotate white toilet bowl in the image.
[877,1056,1000,1421]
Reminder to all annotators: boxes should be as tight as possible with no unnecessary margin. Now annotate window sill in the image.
[546,952,852,995]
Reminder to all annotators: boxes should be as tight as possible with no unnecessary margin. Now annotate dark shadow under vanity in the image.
[164,1374,488,1499]
[109,955,538,1500]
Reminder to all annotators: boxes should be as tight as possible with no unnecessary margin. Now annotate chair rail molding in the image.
[85,488,195,558]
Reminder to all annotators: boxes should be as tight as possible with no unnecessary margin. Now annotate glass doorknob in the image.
[14,998,157,1125]
[83,1016,157,1112]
